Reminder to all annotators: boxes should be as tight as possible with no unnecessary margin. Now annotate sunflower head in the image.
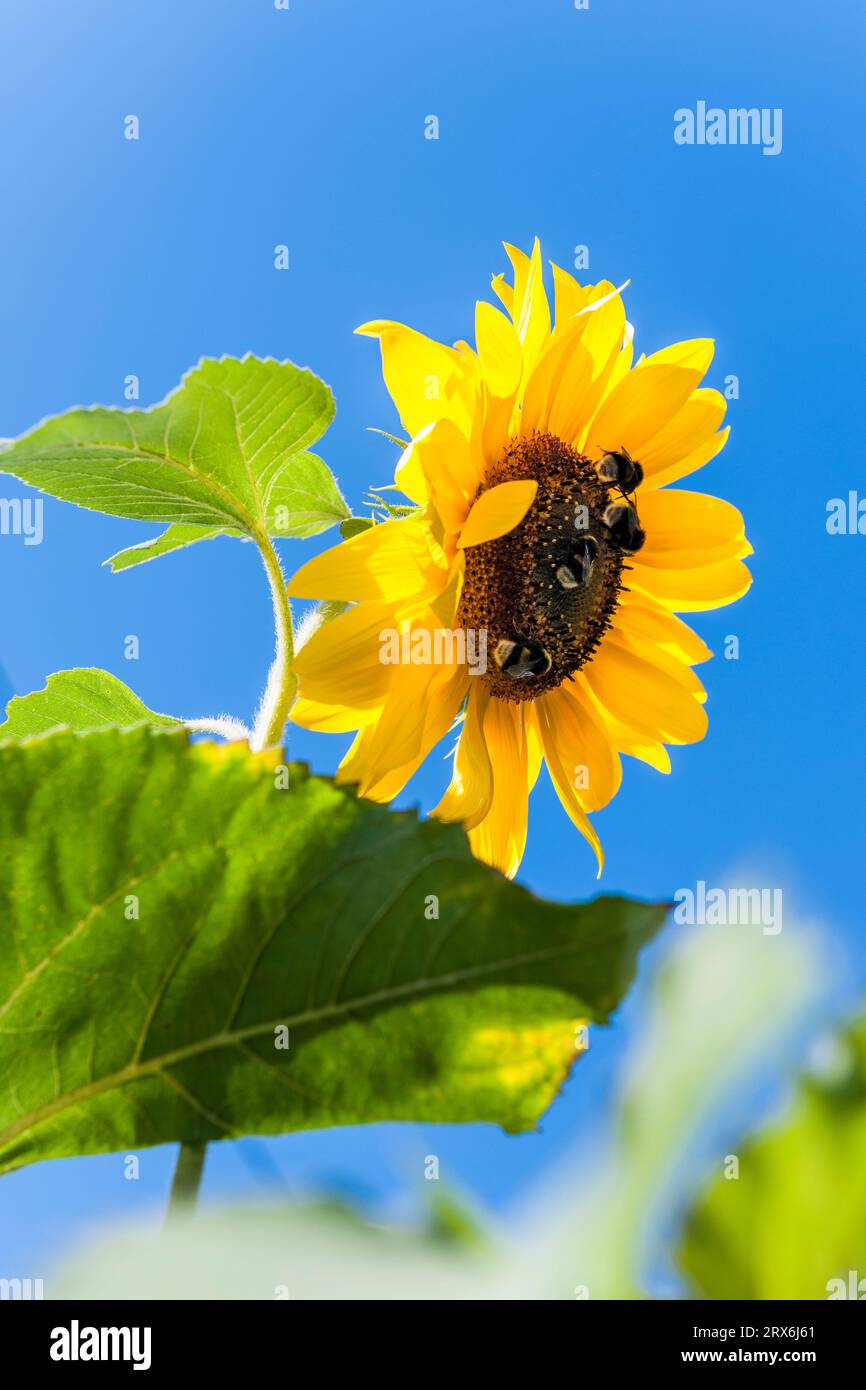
[287,240,752,879]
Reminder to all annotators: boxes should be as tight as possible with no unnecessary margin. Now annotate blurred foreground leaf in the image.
[679,1014,866,1300]
[0,728,666,1173]
[528,923,820,1299]
[50,1203,507,1302]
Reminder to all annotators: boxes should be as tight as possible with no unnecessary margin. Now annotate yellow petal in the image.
[475,300,523,397]
[335,724,378,784]
[535,694,603,876]
[549,286,628,445]
[634,490,749,569]
[601,332,635,400]
[393,438,430,506]
[353,660,467,798]
[584,352,714,460]
[504,239,552,384]
[481,381,517,462]
[525,702,545,793]
[290,695,382,734]
[542,683,622,813]
[638,337,715,375]
[543,339,595,442]
[414,418,479,535]
[577,282,627,362]
[292,600,396,708]
[458,479,538,549]
[550,262,593,327]
[614,594,713,665]
[490,272,514,316]
[432,683,493,830]
[583,637,709,745]
[578,677,673,774]
[286,517,448,603]
[356,320,474,439]
[644,425,730,495]
[639,390,728,489]
[467,699,529,879]
[336,723,433,802]
[629,556,753,612]
[520,313,590,436]
[608,629,708,703]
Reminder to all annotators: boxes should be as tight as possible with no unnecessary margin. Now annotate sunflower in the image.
[286,241,752,878]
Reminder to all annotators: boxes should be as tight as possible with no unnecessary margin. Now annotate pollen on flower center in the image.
[458,433,627,702]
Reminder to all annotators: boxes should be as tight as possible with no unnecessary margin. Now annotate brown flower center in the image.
[458,433,629,703]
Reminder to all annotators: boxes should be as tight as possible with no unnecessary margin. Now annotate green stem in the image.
[252,532,297,750]
[165,1140,206,1222]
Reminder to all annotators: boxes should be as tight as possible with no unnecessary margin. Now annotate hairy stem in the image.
[251,532,297,751]
[165,1140,206,1223]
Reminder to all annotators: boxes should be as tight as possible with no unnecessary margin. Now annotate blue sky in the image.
[1,0,865,1279]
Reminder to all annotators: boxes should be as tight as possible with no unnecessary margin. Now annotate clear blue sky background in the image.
[1,0,864,1281]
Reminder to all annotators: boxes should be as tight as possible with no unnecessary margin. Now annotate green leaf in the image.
[366,427,410,450]
[0,356,348,567]
[367,492,418,518]
[107,453,350,570]
[0,728,666,1173]
[679,1013,866,1300]
[264,451,351,540]
[340,517,375,539]
[104,523,235,574]
[0,669,180,741]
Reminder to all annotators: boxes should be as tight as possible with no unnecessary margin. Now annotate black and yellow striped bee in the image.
[598,445,645,552]
[603,499,645,552]
[493,637,553,680]
[598,445,643,493]
[555,534,598,590]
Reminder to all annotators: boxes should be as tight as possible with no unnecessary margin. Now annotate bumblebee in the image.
[493,637,553,680]
[598,445,644,493]
[603,499,645,552]
[556,534,598,590]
